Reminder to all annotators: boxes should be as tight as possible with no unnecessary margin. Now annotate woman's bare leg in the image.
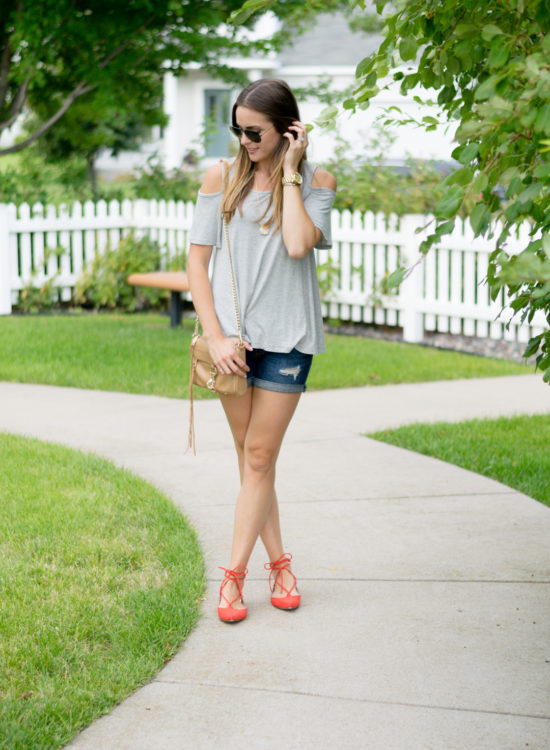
[222,393,284,560]
[219,387,301,609]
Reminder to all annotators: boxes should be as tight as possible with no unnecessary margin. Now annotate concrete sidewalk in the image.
[1,375,549,750]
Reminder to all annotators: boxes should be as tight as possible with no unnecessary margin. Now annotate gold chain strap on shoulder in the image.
[223,215,243,346]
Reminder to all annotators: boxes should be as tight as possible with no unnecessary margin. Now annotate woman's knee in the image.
[244,442,277,476]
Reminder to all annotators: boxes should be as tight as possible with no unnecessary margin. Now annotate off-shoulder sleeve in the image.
[303,186,336,249]
[189,190,222,246]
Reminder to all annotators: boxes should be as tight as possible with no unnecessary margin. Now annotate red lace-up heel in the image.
[264,553,301,610]
[217,566,248,623]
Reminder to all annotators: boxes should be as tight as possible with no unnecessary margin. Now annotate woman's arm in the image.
[281,167,337,259]
[280,122,336,258]
[187,242,219,339]
[187,163,251,376]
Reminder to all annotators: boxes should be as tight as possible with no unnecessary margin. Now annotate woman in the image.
[187,78,336,623]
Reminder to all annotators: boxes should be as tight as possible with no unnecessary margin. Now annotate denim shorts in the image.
[246,348,313,393]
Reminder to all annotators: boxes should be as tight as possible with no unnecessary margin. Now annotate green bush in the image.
[0,148,200,206]
[321,130,445,215]
[132,158,201,202]
[19,246,64,313]
[74,233,180,312]
[0,148,93,205]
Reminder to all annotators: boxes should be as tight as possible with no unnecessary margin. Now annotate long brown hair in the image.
[221,78,305,232]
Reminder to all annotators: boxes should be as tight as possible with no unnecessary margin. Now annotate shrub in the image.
[321,130,446,216]
[16,245,66,312]
[0,148,200,206]
[132,158,201,202]
[74,233,174,312]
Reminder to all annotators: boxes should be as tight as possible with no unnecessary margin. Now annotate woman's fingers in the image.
[283,122,307,171]
[211,338,250,376]
[221,353,248,375]
[288,121,308,145]
[218,356,247,376]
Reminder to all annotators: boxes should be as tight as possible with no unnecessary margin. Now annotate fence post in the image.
[0,203,12,315]
[399,215,425,343]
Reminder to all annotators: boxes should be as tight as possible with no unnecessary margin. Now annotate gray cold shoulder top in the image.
[188,160,336,355]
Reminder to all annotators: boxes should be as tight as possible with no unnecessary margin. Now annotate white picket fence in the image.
[0,199,546,343]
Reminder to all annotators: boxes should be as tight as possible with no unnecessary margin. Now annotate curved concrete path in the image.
[1,375,549,750]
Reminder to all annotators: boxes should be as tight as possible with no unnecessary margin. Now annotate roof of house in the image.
[278,12,383,67]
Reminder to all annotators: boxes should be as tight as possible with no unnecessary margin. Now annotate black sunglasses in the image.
[229,124,274,143]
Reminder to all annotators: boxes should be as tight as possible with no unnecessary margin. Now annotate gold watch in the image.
[282,172,303,186]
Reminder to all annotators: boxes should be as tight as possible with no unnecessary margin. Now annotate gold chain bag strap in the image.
[187,212,247,454]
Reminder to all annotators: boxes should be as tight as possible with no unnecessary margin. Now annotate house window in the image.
[203,89,231,157]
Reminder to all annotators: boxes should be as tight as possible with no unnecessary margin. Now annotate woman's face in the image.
[234,106,282,164]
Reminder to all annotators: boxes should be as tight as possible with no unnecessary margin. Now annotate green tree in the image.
[29,71,166,199]
[233,0,550,383]
[0,0,347,158]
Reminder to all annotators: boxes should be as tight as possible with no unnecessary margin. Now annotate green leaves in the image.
[435,186,465,219]
[356,54,375,78]
[419,219,456,254]
[454,23,478,38]
[523,334,543,359]
[383,267,407,291]
[473,172,489,192]
[421,114,440,130]
[441,166,474,187]
[452,142,480,165]
[488,38,510,70]
[228,0,274,24]
[517,183,543,205]
[470,202,492,236]
[534,104,550,136]
[399,37,418,61]
[481,24,504,41]
[493,249,550,284]
[280,0,550,383]
[314,104,339,129]
[474,74,504,101]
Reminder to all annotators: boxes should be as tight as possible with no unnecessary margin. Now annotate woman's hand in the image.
[282,121,308,173]
[207,335,252,377]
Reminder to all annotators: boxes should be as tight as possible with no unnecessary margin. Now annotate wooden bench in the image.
[127,271,190,327]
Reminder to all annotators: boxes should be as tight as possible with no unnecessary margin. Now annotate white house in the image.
[95,11,458,178]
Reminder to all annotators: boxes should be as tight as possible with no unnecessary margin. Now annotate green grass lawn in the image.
[369,414,550,508]
[0,311,530,397]
[0,433,205,749]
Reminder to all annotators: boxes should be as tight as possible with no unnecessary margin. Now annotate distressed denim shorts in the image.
[246,348,313,393]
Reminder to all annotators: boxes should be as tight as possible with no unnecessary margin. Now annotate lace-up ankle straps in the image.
[264,553,296,595]
[219,565,248,577]
[264,552,293,573]
[219,565,248,588]
[218,565,248,608]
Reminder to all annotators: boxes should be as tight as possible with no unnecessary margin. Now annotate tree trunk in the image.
[87,153,99,200]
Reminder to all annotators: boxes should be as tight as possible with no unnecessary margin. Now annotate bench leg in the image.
[170,291,183,328]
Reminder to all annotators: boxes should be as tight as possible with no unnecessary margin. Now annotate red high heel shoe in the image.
[218,566,248,623]
[265,553,301,610]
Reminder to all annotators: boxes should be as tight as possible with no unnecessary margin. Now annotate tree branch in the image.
[0,77,29,131]
[0,80,95,154]
[0,40,12,109]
